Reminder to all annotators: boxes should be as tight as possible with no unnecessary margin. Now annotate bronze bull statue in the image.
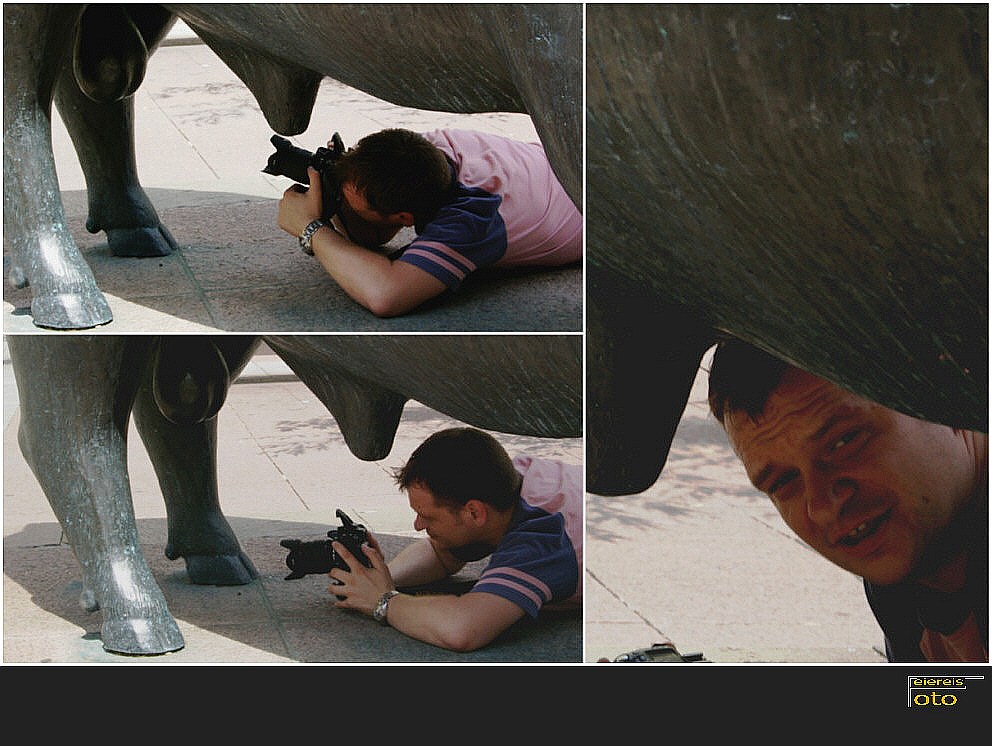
[585,4,988,495]
[3,3,581,329]
[6,333,582,655]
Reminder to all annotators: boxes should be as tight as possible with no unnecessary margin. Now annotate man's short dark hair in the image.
[707,338,792,427]
[392,427,522,511]
[335,128,452,223]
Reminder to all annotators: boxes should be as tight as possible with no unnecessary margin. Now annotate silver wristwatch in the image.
[373,589,400,625]
[298,218,326,255]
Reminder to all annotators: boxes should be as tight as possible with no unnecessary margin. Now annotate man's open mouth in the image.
[838,509,891,547]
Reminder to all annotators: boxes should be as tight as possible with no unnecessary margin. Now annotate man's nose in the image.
[806,476,856,524]
[413,515,425,532]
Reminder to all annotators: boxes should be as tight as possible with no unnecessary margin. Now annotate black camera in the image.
[611,643,708,663]
[262,132,347,220]
[280,508,372,580]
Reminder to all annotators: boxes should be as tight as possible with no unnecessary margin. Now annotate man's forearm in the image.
[387,537,463,588]
[383,591,525,652]
[309,226,446,317]
[310,225,398,314]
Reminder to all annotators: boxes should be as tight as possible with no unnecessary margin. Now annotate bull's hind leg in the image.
[54,5,178,258]
[7,335,184,654]
[132,336,261,585]
[54,75,177,258]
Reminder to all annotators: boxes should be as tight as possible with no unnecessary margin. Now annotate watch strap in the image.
[298,218,326,255]
[373,589,401,625]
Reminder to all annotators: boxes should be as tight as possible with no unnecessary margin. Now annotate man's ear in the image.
[389,211,416,227]
[463,499,489,527]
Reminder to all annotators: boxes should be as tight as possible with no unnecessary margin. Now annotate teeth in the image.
[839,514,885,546]
[837,510,890,547]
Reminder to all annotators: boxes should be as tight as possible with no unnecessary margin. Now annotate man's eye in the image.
[768,470,798,497]
[830,430,863,455]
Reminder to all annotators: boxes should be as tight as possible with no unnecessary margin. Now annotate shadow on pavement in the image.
[3,190,582,334]
[3,518,581,664]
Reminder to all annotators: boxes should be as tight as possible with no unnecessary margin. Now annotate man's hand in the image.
[328,531,526,651]
[277,166,324,238]
[327,531,396,616]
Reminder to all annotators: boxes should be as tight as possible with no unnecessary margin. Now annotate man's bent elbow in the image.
[364,267,447,318]
[437,615,513,652]
[364,289,421,319]
[437,627,497,653]
[365,295,410,319]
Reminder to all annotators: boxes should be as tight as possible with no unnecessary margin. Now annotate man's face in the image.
[406,482,478,550]
[340,182,392,226]
[725,368,978,586]
[338,181,412,248]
